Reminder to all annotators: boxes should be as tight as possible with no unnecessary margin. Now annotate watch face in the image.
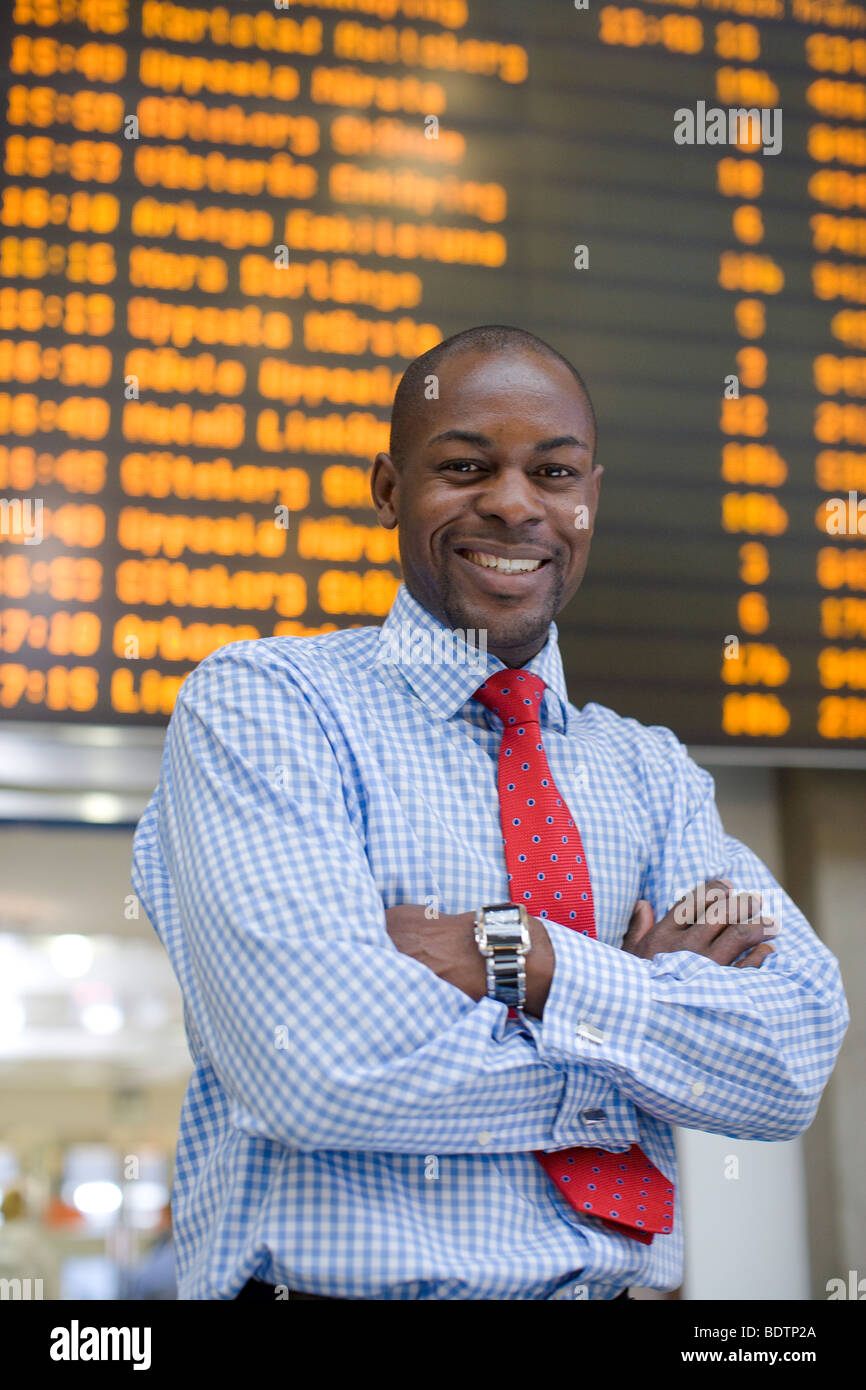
[488,921,521,941]
[480,904,530,949]
[484,904,522,928]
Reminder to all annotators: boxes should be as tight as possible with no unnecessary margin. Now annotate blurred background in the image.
[0,0,863,1299]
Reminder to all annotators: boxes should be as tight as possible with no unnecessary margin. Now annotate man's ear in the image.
[371,451,399,528]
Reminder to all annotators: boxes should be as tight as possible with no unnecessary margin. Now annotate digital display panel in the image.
[1,0,865,750]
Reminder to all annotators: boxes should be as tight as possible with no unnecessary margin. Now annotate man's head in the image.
[371,325,602,667]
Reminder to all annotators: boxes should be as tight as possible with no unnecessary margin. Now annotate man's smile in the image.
[459,549,544,573]
[453,543,554,593]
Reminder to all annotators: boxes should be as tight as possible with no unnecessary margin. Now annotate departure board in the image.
[1,0,865,750]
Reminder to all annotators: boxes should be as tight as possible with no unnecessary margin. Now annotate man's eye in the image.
[438,460,580,478]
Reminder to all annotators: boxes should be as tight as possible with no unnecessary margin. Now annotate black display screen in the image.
[1,0,864,750]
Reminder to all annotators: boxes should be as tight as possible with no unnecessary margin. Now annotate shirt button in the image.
[691,1081,705,1097]
[582,1109,606,1124]
[476,1130,493,1145]
[576,1021,604,1044]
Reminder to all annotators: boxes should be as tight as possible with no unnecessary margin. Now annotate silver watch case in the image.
[474,902,531,1009]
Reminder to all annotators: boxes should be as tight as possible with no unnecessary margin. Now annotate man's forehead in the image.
[434,346,584,394]
[421,354,592,441]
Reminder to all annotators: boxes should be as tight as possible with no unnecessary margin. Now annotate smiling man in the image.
[133,325,848,1301]
[382,330,600,668]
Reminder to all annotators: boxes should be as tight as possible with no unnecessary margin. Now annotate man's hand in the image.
[384,905,554,1016]
[384,906,486,1000]
[622,878,777,969]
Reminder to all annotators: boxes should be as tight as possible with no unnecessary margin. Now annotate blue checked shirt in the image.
[132,581,849,1301]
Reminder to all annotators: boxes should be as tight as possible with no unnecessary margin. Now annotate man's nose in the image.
[474,468,544,526]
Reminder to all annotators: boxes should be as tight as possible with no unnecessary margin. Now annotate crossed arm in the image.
[384,880,778,1020]
[140,645,850,1156]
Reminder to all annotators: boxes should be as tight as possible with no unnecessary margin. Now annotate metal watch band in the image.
[474,902,531,1010]
[483,949,526,1009]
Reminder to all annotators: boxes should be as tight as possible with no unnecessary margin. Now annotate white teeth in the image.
[463,550,542,574]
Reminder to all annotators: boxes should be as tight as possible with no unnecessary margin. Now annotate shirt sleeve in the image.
[140,642,640,1155]
[535,728,849,1141]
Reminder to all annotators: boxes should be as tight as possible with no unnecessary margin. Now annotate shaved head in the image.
[389,325,597,470]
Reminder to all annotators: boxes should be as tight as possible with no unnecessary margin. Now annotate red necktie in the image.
[473,668,675,1245]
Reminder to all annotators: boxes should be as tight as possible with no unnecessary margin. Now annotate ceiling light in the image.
[80,1002,124,1035]
[72,1181,122,1216]
[49,935,94,979]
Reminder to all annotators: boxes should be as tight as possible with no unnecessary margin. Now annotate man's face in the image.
[371,347,602,666]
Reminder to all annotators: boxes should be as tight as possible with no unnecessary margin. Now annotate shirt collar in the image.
[374,582,570,732]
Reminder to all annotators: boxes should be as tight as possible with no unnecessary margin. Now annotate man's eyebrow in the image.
[427,429,494,448]
[426,430,589,451]
[535,435,589,452]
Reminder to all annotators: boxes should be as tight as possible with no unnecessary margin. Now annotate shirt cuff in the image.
[540,917,654,1068]
[530,919,654,1148]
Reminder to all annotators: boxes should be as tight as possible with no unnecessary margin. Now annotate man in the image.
[132,325,848,1301]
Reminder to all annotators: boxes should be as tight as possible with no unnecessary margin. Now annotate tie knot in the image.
[472,669,547,726]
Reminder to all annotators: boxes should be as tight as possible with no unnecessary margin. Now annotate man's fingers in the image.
[697,890,766,942]
[675,878,778,956]
[733,943,775,969]
[622,899,655,952]
[627,880,779,965]
[706,917,778,965]
[671,879,733,927]
[723,891,764,926]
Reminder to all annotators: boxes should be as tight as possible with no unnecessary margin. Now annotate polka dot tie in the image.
[473,668,675,1245]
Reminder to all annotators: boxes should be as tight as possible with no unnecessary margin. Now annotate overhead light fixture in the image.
[72,1181,122,1216]
[80,1002,124,1036]
[0,996,25,1042]
[48,934,94,980]
[80,793,124,823]
[124,1180,169,1213]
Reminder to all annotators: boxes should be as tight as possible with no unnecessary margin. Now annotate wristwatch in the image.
[474,902,532,1009]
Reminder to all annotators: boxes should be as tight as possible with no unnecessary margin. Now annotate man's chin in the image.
[441,593,553,657]
[430,554,564,657]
